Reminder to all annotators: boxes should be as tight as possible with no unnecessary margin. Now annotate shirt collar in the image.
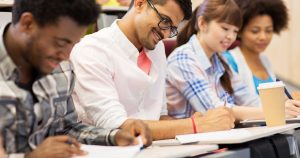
[189,34,211,71]
[0,23,18,80]
[189,34,225,74]
[110,20,142,59]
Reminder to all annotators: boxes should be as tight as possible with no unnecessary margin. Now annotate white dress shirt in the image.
[71,20,167,129]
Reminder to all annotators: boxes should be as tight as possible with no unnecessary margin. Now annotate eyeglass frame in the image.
[146,0,178,38]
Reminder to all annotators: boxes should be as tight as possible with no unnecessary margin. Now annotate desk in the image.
[136,144,218,158]
[149,124,300,158]
[174,123,300,144]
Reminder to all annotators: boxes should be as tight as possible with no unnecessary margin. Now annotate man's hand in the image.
[119,119,152,147]
[194,107,235,132]
[285,99,300,117]
[25,136,86,158]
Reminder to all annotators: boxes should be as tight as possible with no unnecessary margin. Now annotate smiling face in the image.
[199,19,239,54]
[134,0,184,50]
[239,15,274,54]
[22,17,87,75]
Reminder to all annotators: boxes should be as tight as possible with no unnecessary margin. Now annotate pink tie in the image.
[137,49,152,75]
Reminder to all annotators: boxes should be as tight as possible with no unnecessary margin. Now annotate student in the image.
[166,0,281,121]
[225,0,300,117]
[223,0,288,97]
[0,0,151,157]
[71,0,235,140]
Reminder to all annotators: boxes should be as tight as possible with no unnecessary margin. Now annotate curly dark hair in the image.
[235,0,288,34]
[12,0,100,26]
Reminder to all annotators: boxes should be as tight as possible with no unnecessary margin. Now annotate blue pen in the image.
[276,79,293,99]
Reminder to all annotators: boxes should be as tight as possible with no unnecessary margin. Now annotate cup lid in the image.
[257,81,285,90]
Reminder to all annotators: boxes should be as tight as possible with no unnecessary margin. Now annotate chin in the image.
[144,43,156,50]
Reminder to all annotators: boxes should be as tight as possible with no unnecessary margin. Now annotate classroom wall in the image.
[264,0,300,87]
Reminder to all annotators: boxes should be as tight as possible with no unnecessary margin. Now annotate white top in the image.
[71,20,167,129]
[228,47,276,105]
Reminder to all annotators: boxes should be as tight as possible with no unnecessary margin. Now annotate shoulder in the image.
[168,42,196,61]
[48,60,75,93]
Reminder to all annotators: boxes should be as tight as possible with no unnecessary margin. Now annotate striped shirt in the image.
[166,35,260,118]
[0,24,116,158]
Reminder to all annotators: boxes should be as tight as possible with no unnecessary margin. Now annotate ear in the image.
[197,16,208,33]
[18,12,38,35]
[133,0,147,13]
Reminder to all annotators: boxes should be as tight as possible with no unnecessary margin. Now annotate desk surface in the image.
[136,144,218,158]
[0,0,13,7]
[156,123,300,145]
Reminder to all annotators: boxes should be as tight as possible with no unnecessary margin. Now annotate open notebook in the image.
[74,137,143,158]
[74,144,141,158]
[175,124,300,144]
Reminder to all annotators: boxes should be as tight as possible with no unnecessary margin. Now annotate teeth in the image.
[153,30,161,41]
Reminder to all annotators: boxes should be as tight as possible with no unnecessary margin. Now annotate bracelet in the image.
[191,117,197,133]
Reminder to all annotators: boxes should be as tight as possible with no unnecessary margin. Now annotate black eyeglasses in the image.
[146,0,178,38]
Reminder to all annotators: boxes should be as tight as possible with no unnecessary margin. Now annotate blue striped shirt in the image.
[166,35,260,118]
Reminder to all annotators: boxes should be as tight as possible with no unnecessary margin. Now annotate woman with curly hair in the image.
[223,0,288,97]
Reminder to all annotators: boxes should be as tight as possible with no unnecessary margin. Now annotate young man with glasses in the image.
[0,0,151,157]
[71,0,235,140]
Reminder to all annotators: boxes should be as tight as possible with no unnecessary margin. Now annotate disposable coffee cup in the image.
[257,81,286,127]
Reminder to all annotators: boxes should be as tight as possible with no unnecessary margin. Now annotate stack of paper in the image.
[74,144,141,158]
[176,129,252,144]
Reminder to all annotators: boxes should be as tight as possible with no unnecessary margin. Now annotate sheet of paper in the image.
[175,129,252,144]
[75,136,143,158]
[74,144,141,158]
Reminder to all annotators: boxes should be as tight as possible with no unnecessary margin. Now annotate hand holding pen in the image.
[276,79,293,99]
[25,136,86,158]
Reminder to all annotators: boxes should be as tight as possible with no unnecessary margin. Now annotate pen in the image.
[223,91,228,107]
[137,136,145,150]
[66,137,74,146]
[276,79,293,99]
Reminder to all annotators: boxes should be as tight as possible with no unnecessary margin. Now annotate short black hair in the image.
[152,0,192,20]
[235,0,288,34]
[129,0,192,20]
[12,0,100,26]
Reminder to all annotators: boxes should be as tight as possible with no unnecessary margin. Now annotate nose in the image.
[161,29,172,39]
[258,31,267,40]
[226,31,237,41]
[57,46,72,61]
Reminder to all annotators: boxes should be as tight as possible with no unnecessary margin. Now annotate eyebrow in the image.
[160,13,176,26]
[54,37,72,44]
